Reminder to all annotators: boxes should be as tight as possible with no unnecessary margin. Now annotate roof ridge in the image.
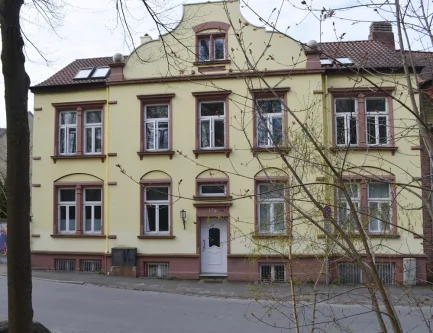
[319,39,380,45]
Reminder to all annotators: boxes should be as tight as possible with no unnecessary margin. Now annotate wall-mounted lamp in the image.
[180,209,187,229]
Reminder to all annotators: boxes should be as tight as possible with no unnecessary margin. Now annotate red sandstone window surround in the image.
[195,178,231,200]
[137,93,176,160]
[192,90,232,158]
[254,177,290,236]
[251,88,290,153]
[192,21,231,64]
[52,101,106,162]
[139,180,174,239]
[330,88,396,153]
[52,181,104,237]
[336,176,398,235]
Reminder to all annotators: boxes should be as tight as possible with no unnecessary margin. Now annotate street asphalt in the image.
[0,276,433,332]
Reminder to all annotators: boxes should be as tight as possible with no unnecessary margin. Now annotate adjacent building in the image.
[30,0,426,283]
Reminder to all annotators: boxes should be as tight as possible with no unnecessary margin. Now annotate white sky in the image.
[0,0,426,127]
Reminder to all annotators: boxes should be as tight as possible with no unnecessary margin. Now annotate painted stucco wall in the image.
[31,0,423,262]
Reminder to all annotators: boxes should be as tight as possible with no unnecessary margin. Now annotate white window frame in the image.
[256,98,283,147]
[144,104,170,151]
[365,97,389,146]
[334,98,358,146]
[83,188,102,234]
[84,110,103,155]
[368,183,391,233]
[337,183,360,232]
[199,183,226,197]
[199,101,226,149]
[144,186,170,234]
[58,188,76,234]
[58,111,77,155]
[257,183,286,234]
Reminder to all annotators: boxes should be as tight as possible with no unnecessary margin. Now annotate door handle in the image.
[202,239,205,251]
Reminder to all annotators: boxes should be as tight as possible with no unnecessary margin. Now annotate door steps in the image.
[199,274,228,284]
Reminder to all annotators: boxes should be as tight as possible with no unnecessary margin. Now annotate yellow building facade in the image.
[30,0,426,283]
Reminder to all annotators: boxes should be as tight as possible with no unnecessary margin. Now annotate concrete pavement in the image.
[1,275,433,333]
[1,264,433,306]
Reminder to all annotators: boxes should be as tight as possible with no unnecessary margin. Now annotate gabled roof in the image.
[31,40,431,89]
[318,40,404,69]
[35,57,115,87]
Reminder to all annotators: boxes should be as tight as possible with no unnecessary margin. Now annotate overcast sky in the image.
[0,0,424,127]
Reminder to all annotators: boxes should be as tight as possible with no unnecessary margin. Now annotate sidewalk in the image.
[1,264,432,306]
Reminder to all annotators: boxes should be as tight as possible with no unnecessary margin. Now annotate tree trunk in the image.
[0,0,33,332]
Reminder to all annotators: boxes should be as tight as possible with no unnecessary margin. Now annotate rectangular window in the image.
[375,263,394,284]
[258,182,285,233]
[256,99,283,147]
[214,37,225,60]
[199,184,226,196]
[199,102,225,149]
[145,105,169,150]
[368,183,391,233]
[197,35,226,62]
[337,183,360,232]
[83,188,102,233]
[58,188,76,233]
[366,98,388,145]
[59,111,77,155]
[339,263,362,284]
[144,186,170,234]
[84,110,103,154]
[260,264,286,282]
[335,98,357,146]
[198,38,210,61]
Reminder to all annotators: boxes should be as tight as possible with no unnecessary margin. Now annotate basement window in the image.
[74,68,94,80]
[91,67,110,79]
[260,263,286,282]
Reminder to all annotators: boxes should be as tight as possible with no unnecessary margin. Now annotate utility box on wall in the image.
[110,247,138,278]
[111,247,137,266]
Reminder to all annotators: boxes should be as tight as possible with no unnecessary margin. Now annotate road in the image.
[0,276,432,333]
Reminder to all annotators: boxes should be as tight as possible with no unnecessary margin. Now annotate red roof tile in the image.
[318,40,403,68]
[33,41,433,88]
[35,57,115,87]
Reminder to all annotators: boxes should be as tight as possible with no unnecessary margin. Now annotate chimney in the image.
[140,34,152,45]
[369,21,394,49]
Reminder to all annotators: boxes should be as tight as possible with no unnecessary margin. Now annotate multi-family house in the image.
[30,0,426,283]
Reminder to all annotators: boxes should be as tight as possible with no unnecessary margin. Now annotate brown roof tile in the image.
[35,56,115,87]
[318,40,403,68]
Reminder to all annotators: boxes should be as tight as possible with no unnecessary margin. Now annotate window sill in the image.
[51,154,107,163]
[317,233,400,239]
[137,235,176,240]
[193,195,232,201]
[252,147,290,156]
[193,149,232,158]
[253,234,290,239]
[193,60,231,66]
[51,234,116,239]
[137,151,175,160]
[329,146,398,155]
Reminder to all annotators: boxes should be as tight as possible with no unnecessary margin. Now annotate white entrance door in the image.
[200,218,227,274]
